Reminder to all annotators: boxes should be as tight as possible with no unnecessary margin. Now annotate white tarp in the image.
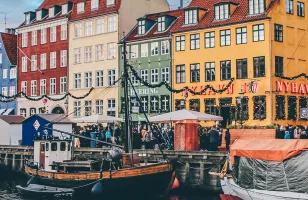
[149,109,223,122]
[72,114,123,123]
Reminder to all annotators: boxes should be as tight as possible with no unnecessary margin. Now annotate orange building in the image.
[170,0,308,127]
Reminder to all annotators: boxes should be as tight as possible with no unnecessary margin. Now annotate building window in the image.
[49,52,56,69]
[32,31,37,46]
[189,99,200,112]
[95,44,104,61]
[236,27,247,44]
[85,100,92,116]
[150,96,159,113]
[175,99,186,110]
[50,78,56,95]
[22,33,28,48]
[40,79,46,96]
[20,109,27,117]
[85,21,93,36]
[1,87,7,97]
[60,77,67,94]
[275,56,283,76]
[253,96,266,120]
[253,56,265,77]
[151,42,159,56]
[96,70,104,87]
[2,69,7,79]
[84,46,92,63]
[131,73,139,86]
[50,26,57,42]
[220,60,231,80]
[205,99,216,115]
[30,108,36,116]
[286,0,294,14]
[60,24,67,40]
[107,16,117,32]
[176,65,186,83]
[107,0,115,6]
[10,68,16,79]
[74,48,81,64]
[297,2,305,16]
[91,0,99,10]
[77,2,85,14]
[151,68,159,84]
[95,100,103,115]
[205,32,215,48]
[96,18,104,34]
[108,70,116,86]
[140,69,148,84]
[60,50,67,67]
[74,73,81,89]
[190,64,200,82]
[41,28,47,44]
[249,0,265,15]
[62,4,68,15]
[9,86,15,97]
[84,72,93,88]
[139,97,148,113]
[205,62,215,81]
[253,24,265,41]
[236,59,248,79]
[31,55,37,71]
[107,43,116,59]
[274,24,283,42]
[22,57,27,72]
[130,45,139,58]
[157,16,166,32]
[161,95,170,112]
[161,40,169,55]
[190,34,200,50]
[21,81,27,94]
[276,95,285,119]
[74,23,82,38]
[236,96,249,120]
[184,9,198,25]
[74,101,81,117]
[107,99,116,116]
[215,4,229,20]
[141,43,148,57]
[161,67,170,83]
[288,96,297,120]
[176,35,185,51]
[220,29,231,46]
[30,80,37,96]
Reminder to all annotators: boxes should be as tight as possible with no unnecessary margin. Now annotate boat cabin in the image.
[34,139,72,171]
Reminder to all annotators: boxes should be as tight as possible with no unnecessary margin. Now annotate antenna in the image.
[0,12,7,30]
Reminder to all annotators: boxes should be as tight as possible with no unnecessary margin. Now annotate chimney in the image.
[178,0,184,9]
[5,28,16,35]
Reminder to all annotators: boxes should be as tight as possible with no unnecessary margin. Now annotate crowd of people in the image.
[199,126,231,151]
[275,125,308,139]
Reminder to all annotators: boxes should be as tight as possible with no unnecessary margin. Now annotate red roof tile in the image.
[0,33,17,65]
[39,0,69,9]
[0,115,25,124]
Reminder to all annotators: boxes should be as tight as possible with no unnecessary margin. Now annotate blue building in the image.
[0,29,17,115]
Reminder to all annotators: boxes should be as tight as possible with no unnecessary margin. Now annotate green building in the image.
[119,10,181,123]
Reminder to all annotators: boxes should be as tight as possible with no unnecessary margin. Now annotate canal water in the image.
[0,168,220,200]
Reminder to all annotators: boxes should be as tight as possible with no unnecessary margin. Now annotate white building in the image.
[0,116,25,145]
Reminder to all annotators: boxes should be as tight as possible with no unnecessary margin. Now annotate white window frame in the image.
[107,43,116,60]
[96,18,104,34]
[91,0,99,10]
[60,24,67,40]
[249,0,265,15]
[205,32,215,48]
[77,2,85,14]
[85,21,93,36]
[22,57,28,72]
[130,45,139,58]
[161,67,170,83]
[184,9,198,25]
[31,55,37,71]
[22,33,28,48]
[107,15,117,32]
[138,20,146,35]
[84,72,93,88]
[32,31,37,46]
[2,69,7,79]
[60,50,67,67]
[161,40,170,55]
[108,69,116,86]
[74,73,81,89]
[95,44,104,61]
[140,43,148,57]
[74,48,82,64]
[50,78,56,95]
[50,52,56,69]
[10,68,16,79]
[40,79,46,96]
[157,16,166,32]
[151,42,159,56]
[96,70,104,87]
[84,46,92,63]
[40,53,47,70]
[50,26,57,42]
[215,4,230,20]
[151,68,159,84]
[30,80,37,96]
[60,76,67,94]
[41,28,47,44]
[21,81,27,94]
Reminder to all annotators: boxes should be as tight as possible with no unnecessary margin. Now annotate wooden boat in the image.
[16,184,73,197]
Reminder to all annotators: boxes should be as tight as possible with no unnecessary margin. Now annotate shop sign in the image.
[130,88,158,96]
[240,81,259,94]
[276,81,308,94]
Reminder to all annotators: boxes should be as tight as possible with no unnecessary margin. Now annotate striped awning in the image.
[2,108,14,115]
[0,109,6,115]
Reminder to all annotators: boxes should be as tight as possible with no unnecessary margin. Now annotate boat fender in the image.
[91,181,103,195]
[171,177,180,190]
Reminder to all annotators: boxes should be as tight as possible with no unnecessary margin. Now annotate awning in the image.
[2,108,14,115]
[0,109,6,115]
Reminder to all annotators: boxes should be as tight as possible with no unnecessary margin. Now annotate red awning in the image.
[230,139,308,164]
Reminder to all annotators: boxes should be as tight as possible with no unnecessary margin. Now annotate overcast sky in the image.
[0,0,191,32]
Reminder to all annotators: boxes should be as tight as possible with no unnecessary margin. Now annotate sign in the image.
[276,81,308,94]
[130,88,158,96]
[300,108,308,119]
[33,120,40,131]
[182,84,234,98]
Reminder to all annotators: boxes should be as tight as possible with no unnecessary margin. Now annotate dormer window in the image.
[77,2,85,14]
[157,16,166,32]
[249,0,265,15]
[62,4,68,15]
[107,0,115,7]
[49,7,55,18]
[184,9,198,25]
[36,10,42,21]
[138,20,146,35]
[91,0,99,10]
[215,4,230,20]
[25,13,31,24]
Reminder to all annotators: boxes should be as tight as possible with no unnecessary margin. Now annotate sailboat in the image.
[16,39,176,198]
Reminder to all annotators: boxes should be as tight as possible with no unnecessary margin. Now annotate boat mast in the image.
[122,37,132,154]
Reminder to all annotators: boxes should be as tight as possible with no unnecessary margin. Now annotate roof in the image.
[169,0,274,34]
[0,33,17,65]
[39,0,69,9]
[125,9,182,43]
[70,0,121,22]
[24,114,73,124]
[230,139,308,164]
[0,115,25,124]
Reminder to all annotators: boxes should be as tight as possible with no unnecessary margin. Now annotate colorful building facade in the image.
[16,0,72,117]
[68,0,170,118]
[170,0,308,127]
[0,30,17,115]
[119,10,181,122]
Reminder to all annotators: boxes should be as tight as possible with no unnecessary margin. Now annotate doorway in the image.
[51,107,65,114]
[219,98,232,128]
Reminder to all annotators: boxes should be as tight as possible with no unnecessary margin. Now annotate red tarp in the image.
[230,139,308,164]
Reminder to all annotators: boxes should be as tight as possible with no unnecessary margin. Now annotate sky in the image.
[0,0,191,32]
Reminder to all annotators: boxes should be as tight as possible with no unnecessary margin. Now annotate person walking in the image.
[225,129,231,151]
[284,128,291,139]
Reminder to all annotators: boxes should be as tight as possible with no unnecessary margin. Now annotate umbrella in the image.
[149,109,223,122]
[72,114,123,123]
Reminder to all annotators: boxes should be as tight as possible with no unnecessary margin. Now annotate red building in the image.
[16,0,73,117]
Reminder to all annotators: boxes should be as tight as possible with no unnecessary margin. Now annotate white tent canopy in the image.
[72,114,123,124]
[149,109,223,122]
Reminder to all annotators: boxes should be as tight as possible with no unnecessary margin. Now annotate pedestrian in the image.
[294,126,300,139]
[209,126,219,151]
[105,126,112,143]
[114,124,121,144]
[225,128,231,151]
[284,128,291,139]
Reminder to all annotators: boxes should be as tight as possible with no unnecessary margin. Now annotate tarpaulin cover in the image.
[230,139,308,164]
[234,151,308,193]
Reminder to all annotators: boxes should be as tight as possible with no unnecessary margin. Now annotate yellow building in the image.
[171,0,308,127]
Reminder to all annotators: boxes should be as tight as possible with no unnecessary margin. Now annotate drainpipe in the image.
[269,20,274,125]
